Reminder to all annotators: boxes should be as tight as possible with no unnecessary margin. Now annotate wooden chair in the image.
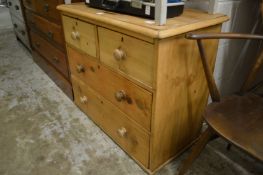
[178,4,263,174]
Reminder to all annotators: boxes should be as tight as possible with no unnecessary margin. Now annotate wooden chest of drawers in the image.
[58,3,228,173]
[23,0,83,99]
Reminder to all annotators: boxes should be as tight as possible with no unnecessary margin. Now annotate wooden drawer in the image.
[62,15,97,58]
[68,47,152,131]
[7,0,23,21]
[35,0,61,23]
[26,11,64,47]
[22,0,37,11]
[98,27,154,87]
[32,51,73,100]
[30,31,69,79]
[72,75,149,167]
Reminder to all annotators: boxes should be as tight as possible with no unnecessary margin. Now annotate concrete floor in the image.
[0,7,262,175]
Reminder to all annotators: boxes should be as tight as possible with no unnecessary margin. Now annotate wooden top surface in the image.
[57,3,228,39]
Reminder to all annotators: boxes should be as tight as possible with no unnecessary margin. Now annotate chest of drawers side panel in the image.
[149,25,222,171]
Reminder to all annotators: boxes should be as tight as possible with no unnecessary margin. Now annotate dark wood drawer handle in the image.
[47,31,53,39]
[43,4,49,12]
[13,24,17,28]
[15,5,19,10]
[8,1,11,6]
[52,56,59,63]
[35,42,40,48]
[76,65,85,73]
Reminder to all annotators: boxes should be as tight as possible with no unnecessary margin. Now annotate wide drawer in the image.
[35,0,61,23]
[22,0,37,12]
[7,0,23,21]
[98,27,154,87]
[30,31,69,79]
[26,10,64,47]
[68,47,152,131]
[72,75,149,167]
[62,15,97,58]
[32,51,73,100]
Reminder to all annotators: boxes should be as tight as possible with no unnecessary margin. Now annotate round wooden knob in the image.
[52,56,59,63]
[80,96,88,104]
[115,90,126,102]
[117,127,127,137]
[113,48,126,61]
[71,31,80,40]
[76,65,85,73]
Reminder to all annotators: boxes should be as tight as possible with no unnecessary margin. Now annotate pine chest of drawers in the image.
[58,3,228,173]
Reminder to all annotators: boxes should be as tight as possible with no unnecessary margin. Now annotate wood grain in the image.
[68,47,152,131]
[30,31,69,79]
[150,25,221,170]
[98,27,154,87]
[62,15,97,58]
[26,10,65,47]
[72,76,150,167]
[57,3,228,39]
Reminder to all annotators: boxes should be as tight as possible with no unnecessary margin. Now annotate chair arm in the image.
[186,33,263,40]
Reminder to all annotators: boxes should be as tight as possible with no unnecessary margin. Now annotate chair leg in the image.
[178,127,215,175]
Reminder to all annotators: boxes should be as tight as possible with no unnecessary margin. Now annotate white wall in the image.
[186,0,263,96]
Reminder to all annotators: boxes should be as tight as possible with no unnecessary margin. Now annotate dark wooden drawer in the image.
[30,31,69,79]
[35,0,61,23]
[32,51,73,100]
[22,0,37,12]
[26,10,64,47]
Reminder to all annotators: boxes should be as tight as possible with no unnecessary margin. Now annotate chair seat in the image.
[205,94,263,161]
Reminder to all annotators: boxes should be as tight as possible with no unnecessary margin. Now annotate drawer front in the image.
[30,31,69,78]
[62,16,97,58]
[11,15,30,47]
[98,27,154,87]
[72,76,149,167]
[7,0,23,20]
[26,11,64,46]
[68,47,152,131]
[32,51,73,100]
[22,0,37,11]
[35,0,61,23]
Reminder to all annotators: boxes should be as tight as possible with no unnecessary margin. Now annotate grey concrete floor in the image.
[0,7,262,175]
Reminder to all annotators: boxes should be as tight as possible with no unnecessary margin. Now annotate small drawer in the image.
[30,31,69,78]
[62,15,97,58]
[35,0,61,23]
[7,0,23,21]
[72,76,150,167]
[26,11,64,47]
[68,47,152,131]
[22,0,37,11]
[98,27,154,87]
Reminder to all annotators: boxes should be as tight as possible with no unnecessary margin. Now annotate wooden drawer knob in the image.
[113,48,126,61]
[80,96,88,104]
[52,56,59,63]
[47,31,53,39]
[43,4,49,12]
[115,90,126,102]
[117,127,127,137]
[15,5,19,10]
[76,64,85,73]
[71,31,80,40]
